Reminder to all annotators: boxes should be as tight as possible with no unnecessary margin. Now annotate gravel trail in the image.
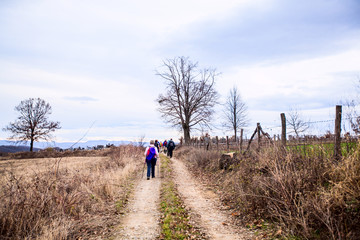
[171,157,253,240]
[115,164,161,240]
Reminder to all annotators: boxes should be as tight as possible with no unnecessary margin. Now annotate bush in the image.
[179,145,360,239]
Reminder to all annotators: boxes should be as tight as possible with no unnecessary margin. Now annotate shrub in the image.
[179,145,360,239]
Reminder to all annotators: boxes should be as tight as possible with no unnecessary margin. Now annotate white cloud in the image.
[1,0,359,142]
[222,47,360,106]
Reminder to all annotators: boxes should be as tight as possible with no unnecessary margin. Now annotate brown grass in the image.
[177,145,360,239]
[0,145,143,239]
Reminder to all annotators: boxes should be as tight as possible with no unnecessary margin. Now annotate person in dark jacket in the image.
[154,139,160,153]
[167,138,175,158]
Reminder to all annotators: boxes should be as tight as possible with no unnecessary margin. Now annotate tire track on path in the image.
[115,167,161,240]
[172,157,253,240]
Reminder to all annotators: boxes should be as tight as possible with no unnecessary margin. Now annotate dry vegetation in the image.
[177,144,360,239]
[0,145,143,239]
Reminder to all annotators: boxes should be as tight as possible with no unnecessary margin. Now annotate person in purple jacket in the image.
[144,140,159,180]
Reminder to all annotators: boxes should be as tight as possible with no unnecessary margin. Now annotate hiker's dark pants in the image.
[168,148,174,158]
[146,159,157,178]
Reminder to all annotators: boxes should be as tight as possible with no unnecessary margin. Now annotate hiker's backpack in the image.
[169,141,174,148]
[146,147,156,161]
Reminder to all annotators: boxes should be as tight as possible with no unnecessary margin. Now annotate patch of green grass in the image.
[287,141,358,158]
[158,154,205,240]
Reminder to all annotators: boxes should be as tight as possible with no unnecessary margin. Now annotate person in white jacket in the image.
[144,140,159,180]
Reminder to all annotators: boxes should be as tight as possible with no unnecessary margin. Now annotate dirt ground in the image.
[171,157,253,240]
[115,157,253,239]
[114,164,161,240]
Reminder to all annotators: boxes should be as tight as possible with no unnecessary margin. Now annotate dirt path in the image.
[114,164,161,240]
[172,157,253,240]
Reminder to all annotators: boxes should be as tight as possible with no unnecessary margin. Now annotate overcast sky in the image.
[1,0,360,143]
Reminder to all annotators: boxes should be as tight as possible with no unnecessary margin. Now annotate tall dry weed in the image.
[179,145,360,239]
[0,144,143,239]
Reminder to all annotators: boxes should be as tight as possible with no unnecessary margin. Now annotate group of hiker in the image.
[144,138,176,180]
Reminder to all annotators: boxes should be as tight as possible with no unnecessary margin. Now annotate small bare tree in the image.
[3,98,61,152]
[286,107,309,137]
[346,101,360,134]
[343,78,360,134]
[137,134,146,148]
[156,56,219,144]
[222,86,248,140]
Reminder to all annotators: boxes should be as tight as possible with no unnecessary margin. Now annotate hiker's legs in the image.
[146,161,151,178]
[169,149,173,158]
[151,159,157,178]
[151,164,156,178]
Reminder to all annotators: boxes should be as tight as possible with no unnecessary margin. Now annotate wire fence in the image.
[183,105,359,156]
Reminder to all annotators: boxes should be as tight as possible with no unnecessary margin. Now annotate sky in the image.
[1,0,360,144]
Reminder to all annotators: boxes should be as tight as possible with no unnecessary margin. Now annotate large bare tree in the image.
[3,98,61,152]
[156,56,219,144]
[222,86,248,140]
[286,107,309,137]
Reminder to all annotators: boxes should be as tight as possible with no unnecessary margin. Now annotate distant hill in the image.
[0,140,137,153]
[51,140,134,149]
[0,145,41,153]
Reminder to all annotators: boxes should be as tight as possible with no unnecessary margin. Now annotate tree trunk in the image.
[234,126,237,144]
[183,125,191,144]
[30,137,34,152]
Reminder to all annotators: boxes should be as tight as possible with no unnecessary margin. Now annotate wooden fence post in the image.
[334,105,342,161]
[281,113,286,147]
[216,136,219,151]
[239,129,243,153]
[226,136,229,151]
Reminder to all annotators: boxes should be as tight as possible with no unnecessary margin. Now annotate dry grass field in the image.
[0,156,106,180]
[0,145,144,239]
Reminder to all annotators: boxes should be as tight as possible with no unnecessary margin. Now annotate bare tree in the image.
[3,98,61,152]
[286,107,309,137]
[156,56,219,144]
[137,134,146,148]
[345,100,360,134]
[222,86,248,140]
[343,77,360,134]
